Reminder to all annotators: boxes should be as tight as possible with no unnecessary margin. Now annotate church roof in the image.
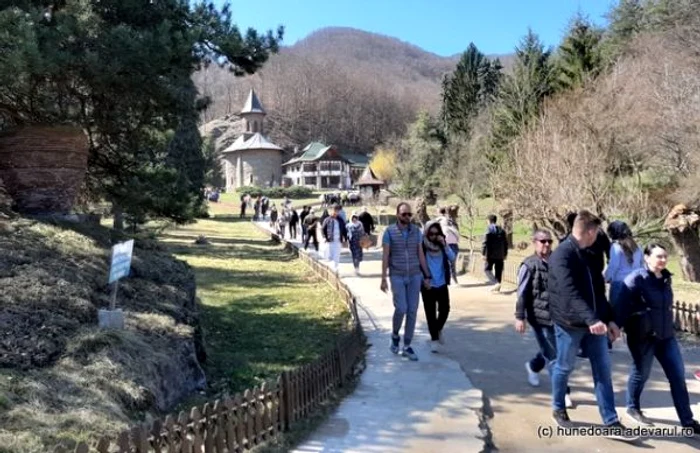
[356,166,385,186]
[241,89,265,114]
[222,132,282,153]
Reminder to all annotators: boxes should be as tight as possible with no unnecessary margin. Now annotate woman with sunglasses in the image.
[421,221,456,353]
[614,243,700,434]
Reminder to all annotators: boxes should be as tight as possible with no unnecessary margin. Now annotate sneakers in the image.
[626,408,654,427]
[390,335,400,354]
[564,394,574,409]
[604,422,639,441]
[438,330,445,345]
[525,362,540,387]
[430,341,439,353]
[354,268,360,276]
[402,346,418,361]
[552,409,573,428]
[694,370,700,381]
[491,283,501,293]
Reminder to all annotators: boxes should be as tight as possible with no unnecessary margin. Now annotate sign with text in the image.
[108,240,134,284]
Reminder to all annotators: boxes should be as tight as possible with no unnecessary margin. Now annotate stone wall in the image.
[223,149,283,190]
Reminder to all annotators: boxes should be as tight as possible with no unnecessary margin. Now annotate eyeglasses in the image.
[428,232,439,237]
[537,239,553,244]
[400,213,413,217]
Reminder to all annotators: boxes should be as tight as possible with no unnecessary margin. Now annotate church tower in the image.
[240,89,266,136]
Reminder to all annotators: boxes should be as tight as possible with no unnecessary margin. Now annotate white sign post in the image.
[99,239,134,329]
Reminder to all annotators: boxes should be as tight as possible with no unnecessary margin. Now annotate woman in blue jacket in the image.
[421,221,456,353]
[615,243,700,434]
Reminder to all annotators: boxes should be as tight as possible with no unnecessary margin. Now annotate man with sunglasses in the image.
[381,202,431,361]
[515,229,573,407]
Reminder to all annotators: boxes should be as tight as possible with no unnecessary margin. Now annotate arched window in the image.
[252,121,258,133]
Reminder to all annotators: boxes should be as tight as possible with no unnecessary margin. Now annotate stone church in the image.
[213,89,369,192]
[220,89,284,190]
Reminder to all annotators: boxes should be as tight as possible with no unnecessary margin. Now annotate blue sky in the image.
[222,0,616,56]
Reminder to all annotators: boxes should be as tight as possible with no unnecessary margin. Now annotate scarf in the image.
[423,235,442,253]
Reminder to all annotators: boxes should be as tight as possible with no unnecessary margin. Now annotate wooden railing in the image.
[53,224,366,453]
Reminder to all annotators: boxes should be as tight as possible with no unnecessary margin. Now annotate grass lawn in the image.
[160,204,351,396]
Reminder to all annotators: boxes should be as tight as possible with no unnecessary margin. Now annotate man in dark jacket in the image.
[358,207,375,236]
[548,210,635,440]
[514,228,573,408]
[482,214,509,292]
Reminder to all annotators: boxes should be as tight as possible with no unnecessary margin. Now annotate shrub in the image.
[237,186,314,199]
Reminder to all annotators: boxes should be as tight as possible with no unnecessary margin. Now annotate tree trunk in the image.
[664,204,700,282]
[113,204,124,231]
[499,208,514,249]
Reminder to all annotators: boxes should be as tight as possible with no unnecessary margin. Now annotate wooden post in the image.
[280,371,291,431]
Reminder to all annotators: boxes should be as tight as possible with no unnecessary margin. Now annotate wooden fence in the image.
[53,224,366,453]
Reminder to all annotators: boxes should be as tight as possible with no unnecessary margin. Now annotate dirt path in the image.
[441,277,700,453]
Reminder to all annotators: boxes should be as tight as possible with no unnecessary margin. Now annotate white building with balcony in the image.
[282,142,362,189]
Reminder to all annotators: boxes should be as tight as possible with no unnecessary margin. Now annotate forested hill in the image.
[195,27,513,154]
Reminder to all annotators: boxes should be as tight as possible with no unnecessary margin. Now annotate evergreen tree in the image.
[441,43,503,137]
[554,15,604,91]
[395,111,447,200]
[0,1,283,227]
[601,0,646,61]
[490,29,554,160]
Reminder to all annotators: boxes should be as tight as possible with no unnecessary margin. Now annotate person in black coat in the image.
[614,243,700,434]
[289,208,300,240]
[481,214,509,292]
[547,210,634,440]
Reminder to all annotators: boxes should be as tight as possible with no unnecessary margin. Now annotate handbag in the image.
[626,295,655,340]
[359,234,372,249]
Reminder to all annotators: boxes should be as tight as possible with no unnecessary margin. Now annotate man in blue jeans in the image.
[548,210,637,441]
[380,202,431,361]
[514,228,573,408]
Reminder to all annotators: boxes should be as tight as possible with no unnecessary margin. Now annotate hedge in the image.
[236,185,315,199]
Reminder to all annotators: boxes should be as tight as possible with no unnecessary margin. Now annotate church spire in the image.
[241,89,265,115]
[240,89,266,134]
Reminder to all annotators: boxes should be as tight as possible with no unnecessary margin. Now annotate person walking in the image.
[515,228,573,408]
[289,207,300,240]
[482,214,508,292]
[347,214,365,276]
[548,210,636,441]
[380,202,431,361]
[605,220,643,306]
[300,206,310,243]
[437,206,460,284]
[614,243,700,434]
[358,206,375,237]
[321,204,348,273]
[303,209,319,252]
[421,221,455,353]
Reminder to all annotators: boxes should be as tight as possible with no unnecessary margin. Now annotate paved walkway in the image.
[255,221,487,453]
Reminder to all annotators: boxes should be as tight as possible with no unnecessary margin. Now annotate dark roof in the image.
[241,89,265,114]
[343,152,370,166]
[356,166,385,186]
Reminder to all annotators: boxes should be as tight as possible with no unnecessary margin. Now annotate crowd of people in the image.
[514,210,700,440]
[247,197,700,440]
